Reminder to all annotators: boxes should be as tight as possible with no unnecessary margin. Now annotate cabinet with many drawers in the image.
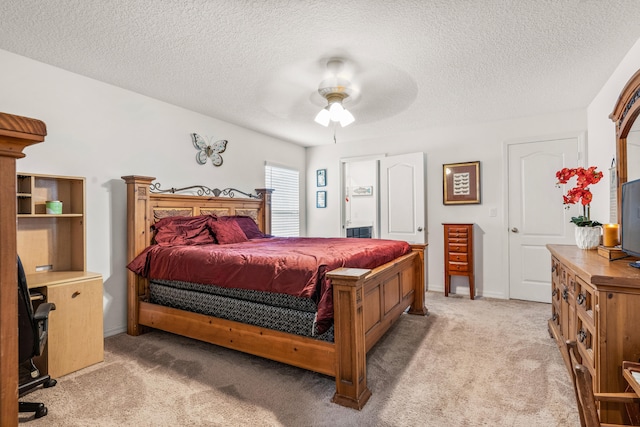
[443,223,475,299]
[547,244,640,424]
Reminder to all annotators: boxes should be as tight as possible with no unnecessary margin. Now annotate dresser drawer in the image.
[448,262,469,272]
[448,232,468,240]
[447,226,469,234]
[550,304,561,330]
[448,253,468,263]
[575,276,595,327]
[576,315,595,372]
[448,237,468,244]
[448,243,468,253]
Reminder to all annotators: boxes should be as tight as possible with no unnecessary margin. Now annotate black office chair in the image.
[17,256,57,419]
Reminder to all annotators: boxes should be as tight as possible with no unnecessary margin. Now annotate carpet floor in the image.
[19,291,579,426]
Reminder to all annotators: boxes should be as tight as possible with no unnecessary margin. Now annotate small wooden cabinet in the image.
[17,173,104,378]
[547,244,640,424]
[28,273,104,378]
[443,223,475,299]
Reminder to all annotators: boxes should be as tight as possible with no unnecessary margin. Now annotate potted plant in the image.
[556,166,603,249]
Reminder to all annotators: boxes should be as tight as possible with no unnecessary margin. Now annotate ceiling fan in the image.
[313,58,358,128]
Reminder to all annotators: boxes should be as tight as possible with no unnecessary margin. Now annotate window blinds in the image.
[265,163,300,237]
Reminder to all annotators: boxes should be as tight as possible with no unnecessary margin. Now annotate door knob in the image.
[417,227,423,232]
[511,227,519,233]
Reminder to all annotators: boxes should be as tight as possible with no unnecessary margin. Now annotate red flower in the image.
[556,166,602,207]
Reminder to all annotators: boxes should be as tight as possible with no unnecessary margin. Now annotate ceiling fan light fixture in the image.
[339,109,355,127]
[316,87,355,128]
[314,107,331,127]
[329,101,344,121]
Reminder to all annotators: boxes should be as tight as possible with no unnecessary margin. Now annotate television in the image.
[621,178,640,260]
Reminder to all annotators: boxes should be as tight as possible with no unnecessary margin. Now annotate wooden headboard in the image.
[121,175,272,334]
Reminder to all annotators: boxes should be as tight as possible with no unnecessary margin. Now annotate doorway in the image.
[506,134,584,302]
[341,152,426,244]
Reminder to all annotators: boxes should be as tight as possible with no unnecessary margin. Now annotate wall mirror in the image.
[610,69,640,222]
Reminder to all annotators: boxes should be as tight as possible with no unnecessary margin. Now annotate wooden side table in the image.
[443,223,475,299]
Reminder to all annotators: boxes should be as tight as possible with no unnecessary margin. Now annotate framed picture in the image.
[443,161,481,205]
[316,169,326,187]
[316,191,326,208]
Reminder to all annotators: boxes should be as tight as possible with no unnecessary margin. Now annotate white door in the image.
[380,152,426,244]
[507,136,581,302]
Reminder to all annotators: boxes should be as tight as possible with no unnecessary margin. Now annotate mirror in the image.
[610,69,640,222]
[629,121,640,182]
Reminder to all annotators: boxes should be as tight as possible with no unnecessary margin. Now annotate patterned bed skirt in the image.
[149,280,334,342]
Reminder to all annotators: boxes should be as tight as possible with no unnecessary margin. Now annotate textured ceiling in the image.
[1,1,640,147]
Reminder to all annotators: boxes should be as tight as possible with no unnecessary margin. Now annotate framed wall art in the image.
[443,161,481,205]
[316,190,327,208]
[316,169,326,187]
[352,186,373,196]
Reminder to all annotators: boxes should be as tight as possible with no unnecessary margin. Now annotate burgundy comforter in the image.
[127,237,411,333]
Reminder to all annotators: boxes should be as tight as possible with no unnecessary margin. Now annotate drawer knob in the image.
[562,288,568,302]
[552,288,558,297]
[576,293,586,305]
[577,329,587,343]
[511,227,519,233]
[72,291,81,298]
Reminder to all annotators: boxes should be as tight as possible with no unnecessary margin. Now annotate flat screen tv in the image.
[621,178,640,259]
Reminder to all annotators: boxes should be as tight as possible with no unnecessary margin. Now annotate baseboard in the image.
[103,325,127,338]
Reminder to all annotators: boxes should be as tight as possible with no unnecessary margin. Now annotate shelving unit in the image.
[16,173,86,274]
[16,172,103,378]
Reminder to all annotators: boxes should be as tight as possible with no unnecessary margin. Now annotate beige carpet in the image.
[19,291,579,426]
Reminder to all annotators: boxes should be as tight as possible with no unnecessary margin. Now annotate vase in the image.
[575,226,601,250]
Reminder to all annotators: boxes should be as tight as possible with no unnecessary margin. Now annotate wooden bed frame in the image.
[122,175,427,409]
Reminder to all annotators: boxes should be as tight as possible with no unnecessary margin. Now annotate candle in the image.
[603,223,620,247]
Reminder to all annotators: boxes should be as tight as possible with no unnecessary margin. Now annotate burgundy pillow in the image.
[152,215,215,246]
[209,218,249,244]
[232,216,269,239]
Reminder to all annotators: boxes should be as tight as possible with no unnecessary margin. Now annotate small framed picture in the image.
[443,161,481,205]
[317,169,327,187]
[352,186,373,196]
[316,191,326,208]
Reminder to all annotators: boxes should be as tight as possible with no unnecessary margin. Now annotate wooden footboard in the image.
[122,175,427,410]
[328,244,426,409]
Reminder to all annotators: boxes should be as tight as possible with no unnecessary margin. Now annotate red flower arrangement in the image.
[555,166,603,227]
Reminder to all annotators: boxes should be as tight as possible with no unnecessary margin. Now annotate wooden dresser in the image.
[443,223,475,299]
[547,244,640,424]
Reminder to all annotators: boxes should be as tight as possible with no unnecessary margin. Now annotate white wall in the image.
[306,110,587,298]
[588,38,640,223]
[1,49,306,336]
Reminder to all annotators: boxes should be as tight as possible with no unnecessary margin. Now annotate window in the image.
[265,163,299,236]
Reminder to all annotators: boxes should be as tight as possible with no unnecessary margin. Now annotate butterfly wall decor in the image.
[191,133,228,166]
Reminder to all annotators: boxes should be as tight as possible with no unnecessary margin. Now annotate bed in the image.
[122,175,427,409]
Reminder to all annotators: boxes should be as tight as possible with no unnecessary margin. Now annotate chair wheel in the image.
[44,378,57,388]
[34,406,47,418]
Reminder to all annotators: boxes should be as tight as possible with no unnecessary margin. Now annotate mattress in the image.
[149,279,334,341]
